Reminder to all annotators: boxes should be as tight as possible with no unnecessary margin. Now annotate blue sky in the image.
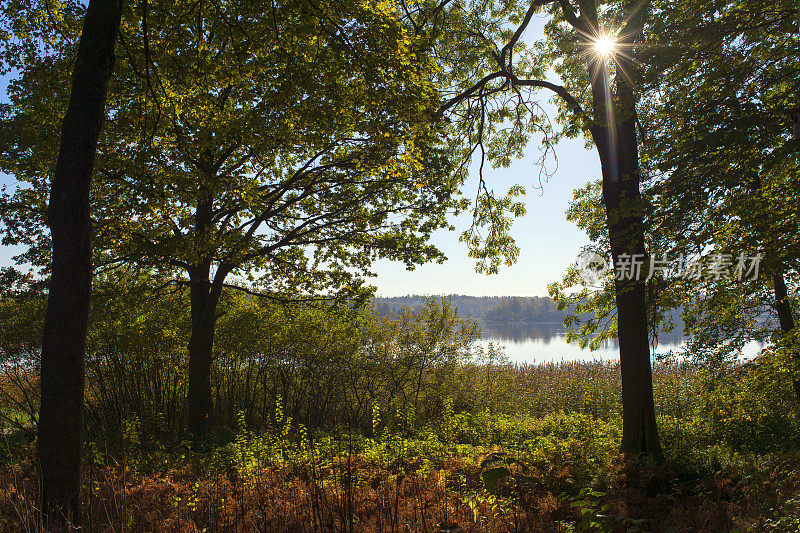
[0,15,600,298]
[371,131,598,297]
[373,14,600,297]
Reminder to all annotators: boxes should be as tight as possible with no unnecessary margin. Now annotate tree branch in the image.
[556,0,581,30]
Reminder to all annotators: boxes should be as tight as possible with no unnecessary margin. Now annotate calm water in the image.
[476,321,764,363]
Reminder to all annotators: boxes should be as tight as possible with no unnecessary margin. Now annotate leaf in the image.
[481,466,511,493]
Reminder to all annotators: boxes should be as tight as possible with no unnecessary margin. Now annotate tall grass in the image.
[1,287,799,531]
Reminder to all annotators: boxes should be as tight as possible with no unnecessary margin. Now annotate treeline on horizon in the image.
[374,295,569,323]
[375,296,688,338]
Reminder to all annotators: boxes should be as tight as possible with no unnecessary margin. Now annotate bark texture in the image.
[38,0,124,526]
[186,264,223,439]
[185,194,227,439]
[592,113,662,459]
[585,11,662,458]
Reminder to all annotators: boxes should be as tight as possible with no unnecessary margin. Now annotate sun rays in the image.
[576,26,640,93]
[594,34,617,58]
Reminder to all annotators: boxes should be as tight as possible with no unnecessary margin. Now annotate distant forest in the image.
[374,295,569,324]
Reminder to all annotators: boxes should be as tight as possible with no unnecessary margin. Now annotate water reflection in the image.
[476,321,722,363]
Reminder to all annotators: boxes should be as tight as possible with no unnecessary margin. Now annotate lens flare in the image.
[594,35,616,58]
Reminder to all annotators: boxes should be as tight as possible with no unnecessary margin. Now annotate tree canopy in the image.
[1,0,458,301]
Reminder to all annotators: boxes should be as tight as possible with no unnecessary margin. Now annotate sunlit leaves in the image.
[638,0,800,360]
[0,0,460,301]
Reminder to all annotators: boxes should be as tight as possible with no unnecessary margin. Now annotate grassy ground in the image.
[1,361,799,532]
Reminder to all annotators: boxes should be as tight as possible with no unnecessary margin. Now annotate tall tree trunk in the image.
[186,263,222,439]
[773,271,800,400]
[749,174,800,401]
[589,59,663,460]
[785,109,800,400]
[38,0,124,525]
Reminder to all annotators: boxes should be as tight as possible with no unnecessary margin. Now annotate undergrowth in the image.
[1,406,799,532]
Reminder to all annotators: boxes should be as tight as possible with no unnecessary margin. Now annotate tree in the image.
[1,0,125,524]
[1,0,460,438]
[639,0,800,391]
[437,0,662,458]
[548,179,683,356]
[551,0,800,401]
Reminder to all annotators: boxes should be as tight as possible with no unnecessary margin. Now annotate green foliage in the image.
[548,181,684,352]
[23,275,487,443]
[0,0,459,303]
[638,0,800,361]
[765,499,800,532]
[2,0,800,529]
[0,288,44,429]
[355,297,481,427]
[2,277,799,530]
[694,355,800,451]
[84,271,190,438]
[571,487,647,533]
[460,184,527,275]
[544,0,800,369]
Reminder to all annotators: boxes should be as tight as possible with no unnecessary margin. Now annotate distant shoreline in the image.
[478,319,566,326]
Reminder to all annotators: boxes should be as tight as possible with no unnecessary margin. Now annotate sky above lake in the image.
[371,15,598,297]
[371,129,597,298]
[0,14,597,298]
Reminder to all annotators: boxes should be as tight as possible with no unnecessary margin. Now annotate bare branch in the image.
[499,0,555,69]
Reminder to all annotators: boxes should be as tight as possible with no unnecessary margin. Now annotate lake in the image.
[476,321,765,363]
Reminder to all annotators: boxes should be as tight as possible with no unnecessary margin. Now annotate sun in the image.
[594,35,617,58]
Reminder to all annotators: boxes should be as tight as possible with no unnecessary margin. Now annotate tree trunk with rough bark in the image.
[589,59,663,460]
[38,0,124,526]
[186,263,222,440]
[184,189,228,440]
[773,271,800,400]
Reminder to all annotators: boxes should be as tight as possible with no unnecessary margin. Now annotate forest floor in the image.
[1,411,799,532]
